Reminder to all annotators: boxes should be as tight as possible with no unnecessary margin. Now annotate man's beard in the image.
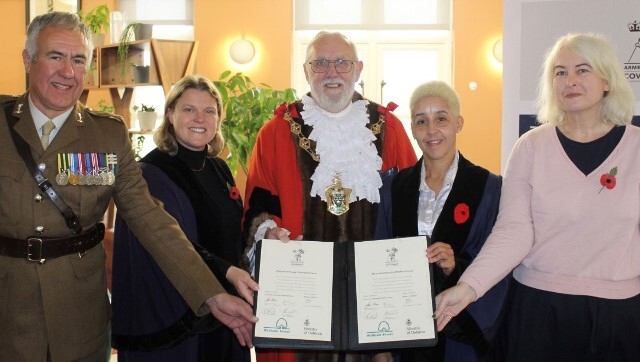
[310,77,355,113]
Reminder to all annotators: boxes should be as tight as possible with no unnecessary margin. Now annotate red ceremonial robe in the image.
[243,94,417,362]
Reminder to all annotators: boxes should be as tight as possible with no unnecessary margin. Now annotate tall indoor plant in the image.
[214,71,297,175]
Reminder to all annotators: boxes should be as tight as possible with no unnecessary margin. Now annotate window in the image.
[293,0,452,156]
[117,0,194,40]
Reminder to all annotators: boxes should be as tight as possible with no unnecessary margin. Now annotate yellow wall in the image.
[193,0,293,91]
[0,0,31,95]
[453,0,503,174]
[0,0,503,173]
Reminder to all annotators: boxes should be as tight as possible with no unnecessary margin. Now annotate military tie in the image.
[41,120,56,150]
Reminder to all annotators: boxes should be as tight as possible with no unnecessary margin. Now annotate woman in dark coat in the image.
[375,81,509,361]
[111,75,257,361]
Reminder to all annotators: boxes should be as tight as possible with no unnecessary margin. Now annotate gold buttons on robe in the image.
[34,226,44,234]
[38,163,46,171]
[34,194,43,202]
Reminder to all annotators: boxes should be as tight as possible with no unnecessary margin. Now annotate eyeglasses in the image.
[307,59,356,73]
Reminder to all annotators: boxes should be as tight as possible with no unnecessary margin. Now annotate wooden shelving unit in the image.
[83,39,199,128]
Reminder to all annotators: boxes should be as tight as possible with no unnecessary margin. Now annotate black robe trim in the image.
[113,149,244,352]
[390,154,492,357]
[142,148,243,290]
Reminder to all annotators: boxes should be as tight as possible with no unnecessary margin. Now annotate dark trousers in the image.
[499,281,640,362]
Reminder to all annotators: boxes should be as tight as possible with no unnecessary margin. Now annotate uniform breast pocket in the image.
[69,243,106,279]
[0,158,25,224]
[60,183,114,225]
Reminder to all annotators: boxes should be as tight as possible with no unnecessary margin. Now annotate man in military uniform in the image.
[0,12,258,361]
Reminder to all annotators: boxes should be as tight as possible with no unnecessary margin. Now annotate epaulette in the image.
[85,107,125,124]
[0,94,19,104]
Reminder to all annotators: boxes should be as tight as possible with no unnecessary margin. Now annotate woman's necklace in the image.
[190,156,207,172]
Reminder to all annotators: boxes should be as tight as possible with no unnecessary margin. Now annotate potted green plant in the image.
[213,71,297,175]
[133,135,146,161]
[77,5,110,47]
[117,22,139,82]
[133,134,146,161]
[133,104,158,131]
[117,21,155,83]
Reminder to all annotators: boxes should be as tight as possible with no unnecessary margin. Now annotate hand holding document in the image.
[253,236,437,351]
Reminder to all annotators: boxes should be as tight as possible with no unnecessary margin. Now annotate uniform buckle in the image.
[27,237,46,264]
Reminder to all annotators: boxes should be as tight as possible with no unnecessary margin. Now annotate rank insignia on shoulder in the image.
[86,107,124,123]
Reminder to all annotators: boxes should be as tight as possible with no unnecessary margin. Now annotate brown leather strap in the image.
[0,223,104,261]
[3,100,82,234]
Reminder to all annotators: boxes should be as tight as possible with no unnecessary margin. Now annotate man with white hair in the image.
[243,31,417,362]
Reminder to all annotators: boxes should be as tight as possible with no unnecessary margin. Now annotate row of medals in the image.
[55,153,117,186]
[56,169,116,186]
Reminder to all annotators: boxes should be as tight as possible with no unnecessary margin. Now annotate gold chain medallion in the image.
[325,174,351,216]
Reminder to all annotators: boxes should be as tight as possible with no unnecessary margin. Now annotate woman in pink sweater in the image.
[435,33,640,361]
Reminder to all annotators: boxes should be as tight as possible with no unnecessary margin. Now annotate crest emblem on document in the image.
[292,248,305,263]
[385,247,399,267]
[325,174,351,216]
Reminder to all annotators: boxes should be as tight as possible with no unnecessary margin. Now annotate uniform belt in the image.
[0,223,105,262]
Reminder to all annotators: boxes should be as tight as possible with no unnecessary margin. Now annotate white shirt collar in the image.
[28,95,73,137]
[419,151,460,193]
[417,151,459,236]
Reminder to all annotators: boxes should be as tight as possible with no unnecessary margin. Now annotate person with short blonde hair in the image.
[377,80,507,361]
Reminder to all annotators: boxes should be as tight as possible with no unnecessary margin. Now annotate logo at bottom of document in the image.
[263,317,291,334]
[303,318,323,336]
[366,321,394,337]
[405,318,426,335]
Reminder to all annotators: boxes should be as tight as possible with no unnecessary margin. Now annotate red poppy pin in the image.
[227,182,240,200]
[598,167,617,194]
[453,203,470,224]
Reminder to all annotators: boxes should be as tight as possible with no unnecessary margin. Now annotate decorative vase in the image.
[137,111,157,131]
[134,24,153,40]
[109,11,127,44]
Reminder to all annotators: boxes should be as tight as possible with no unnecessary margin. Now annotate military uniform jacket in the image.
[0,93,223,361]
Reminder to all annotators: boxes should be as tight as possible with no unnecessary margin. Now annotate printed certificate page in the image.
[353,236,435,344]
[254,239,334,341]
